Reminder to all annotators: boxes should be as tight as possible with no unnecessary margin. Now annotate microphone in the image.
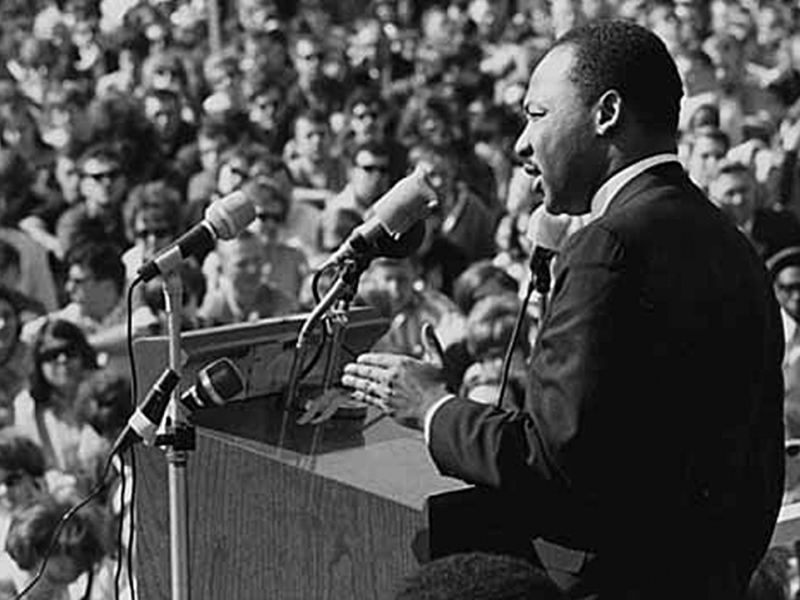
[179,358,245,410]
[111,368,180,455]
[319,164,439,270]
[526,205,573,295]
[138,190,257,283]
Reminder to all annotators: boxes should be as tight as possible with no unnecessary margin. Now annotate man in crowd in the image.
[343,20,785,599]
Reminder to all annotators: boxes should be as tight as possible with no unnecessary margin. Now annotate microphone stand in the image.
[283,257,367,412]
[160,271,194,600]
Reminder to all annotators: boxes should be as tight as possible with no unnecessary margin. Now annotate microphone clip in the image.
[154,421,196,452]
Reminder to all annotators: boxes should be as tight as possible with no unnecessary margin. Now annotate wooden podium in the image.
[132,309,465,600]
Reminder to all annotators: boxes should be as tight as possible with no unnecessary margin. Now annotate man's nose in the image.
[513,125,532,159]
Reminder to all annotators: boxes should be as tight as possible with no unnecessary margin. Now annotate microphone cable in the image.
[121,273,144,600]
[496,250,555,410]
[13,449,117,599]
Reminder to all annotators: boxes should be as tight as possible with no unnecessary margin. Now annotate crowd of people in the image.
[0,0,798,597]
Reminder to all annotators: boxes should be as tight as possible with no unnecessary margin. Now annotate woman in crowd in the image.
[12,319,97,477]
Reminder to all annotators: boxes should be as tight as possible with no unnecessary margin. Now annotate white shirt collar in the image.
[588,153,680,222]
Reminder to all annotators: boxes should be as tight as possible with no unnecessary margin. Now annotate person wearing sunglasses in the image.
[55,144,128,256]
[121,180,184,284]
[323,140,392,225]
[246,168,309,302]
[13,319,97,475]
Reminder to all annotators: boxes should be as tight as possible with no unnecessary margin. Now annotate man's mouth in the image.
[523,164,544,194]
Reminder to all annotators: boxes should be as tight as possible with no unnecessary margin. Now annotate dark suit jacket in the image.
[429,163,785,599]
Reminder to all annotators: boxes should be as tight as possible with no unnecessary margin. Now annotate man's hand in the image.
[341,323,449,430]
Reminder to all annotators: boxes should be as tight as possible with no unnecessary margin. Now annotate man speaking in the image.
[342,19,785,599]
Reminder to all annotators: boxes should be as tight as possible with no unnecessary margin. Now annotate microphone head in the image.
[181,358,245,410]
[371,164,439,239]
[205,191,257,240]
[372,219,427,259]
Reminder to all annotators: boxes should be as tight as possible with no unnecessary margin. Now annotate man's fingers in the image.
[421,322,445,368]
[354,353,407,368]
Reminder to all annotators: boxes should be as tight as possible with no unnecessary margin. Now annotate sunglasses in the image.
[39,346,81,363]
[256,211,286,223]
[357,163,389,174]
[777,282,800,295]
[352,109,378,120]
[82,169,119,182]
[1,471,24,488]
[135,227,173,240]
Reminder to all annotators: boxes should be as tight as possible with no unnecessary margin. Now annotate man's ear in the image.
[595,89,622,136]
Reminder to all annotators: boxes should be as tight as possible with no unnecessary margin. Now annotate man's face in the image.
[367,261,414,313]
[351,149,390,206]
[222,239,263,302]
[687,135,727,189]
[134,212,175,258]
[249,190,287,241]
[66,264,116,321]
[294,117,328,162]
[144,95,181,139]
[776,266,800,322]
[709,170,756,228]
[79,157,126,214]
[198,135,223,173]
[249,92,281,131]
[350,102,382,143]
[294,39,324,81]
[514,44,602,215]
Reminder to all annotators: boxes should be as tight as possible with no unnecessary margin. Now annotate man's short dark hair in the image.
[394,552,566,600]
[66,241,127,296]
[552,19,684,136]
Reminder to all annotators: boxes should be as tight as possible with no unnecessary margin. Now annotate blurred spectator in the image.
[94,28,149,98]
[685,126,730,193]
[767,246,800,438]
[0,433,47,550]
[324,140,392,225]
[245,164,309,301]
[244,75,293,156]
[460,293,531,409]
[120,179,185,283]
[0,241,47,323]
[708,160,800,260]
[409,143,499,291]
[337,87,409,184]
[0,288,33,428]
[286,32,346,117]
[73,368,132,490]
[358,256,464,358]
[198,230,298,326]
[202,49,245,116]
[56,144,128,256]
[746,545,796,600]
[184,115,239,219]
[141,87,197,191]
[702,32,784,145]
[13,319,97,475]
[23,242,143,372]
[0,179,59,313]
[0,495,115,599]
[19,140,85,261]
[284,108,348,209]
